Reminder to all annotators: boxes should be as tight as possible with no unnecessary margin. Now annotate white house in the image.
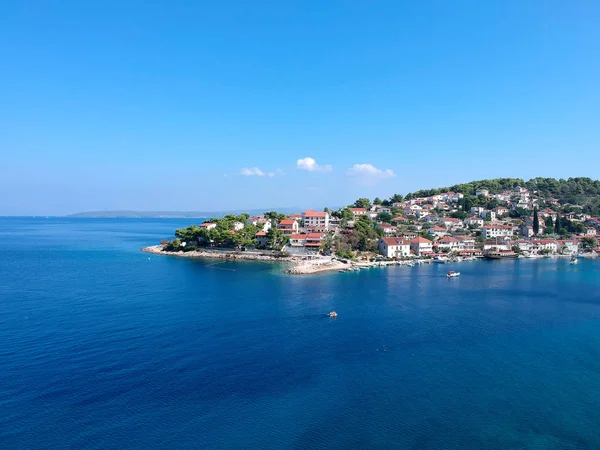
[377,223,396,235]
[233,221,245,231]
[532,239,559,254]
[427,226,447,238]
[470,206,485,216]
[349,208,367,220]
[289,233,307,247]
[476,189,489,197]
[435,236,460,252]
[200,222,217,230]
[465,216,484,228]
[440,217,463,229]
[278,219,300,235]
[482,225,514,239]
[302,210,330,230]
[378,237,411,258]
[410,237,433,256]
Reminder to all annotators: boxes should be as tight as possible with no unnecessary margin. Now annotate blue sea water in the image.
[2,218,600,449]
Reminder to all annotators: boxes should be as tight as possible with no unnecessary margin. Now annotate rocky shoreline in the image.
[141,245,348,275]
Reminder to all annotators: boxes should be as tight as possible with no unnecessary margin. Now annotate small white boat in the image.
[447,270,460,278]
[329,311,337,317]
[570,256,578,265]
[433,256,448,264]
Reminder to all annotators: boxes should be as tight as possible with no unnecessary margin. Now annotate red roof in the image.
[279,219,296,225]
[350,208,366,212]
[410,237,432,244]
[443,217,460,222]
[200,222,215,227]
[431,226,446,231]
[291,234,307,240]
[382,237,409,245]
[392,216,408,221]
[467,216,483,221]
[439,236,459,243]
[255,232,267,236]
[483,225,513,229]
[306,233,324,239]
[303,210,328,217]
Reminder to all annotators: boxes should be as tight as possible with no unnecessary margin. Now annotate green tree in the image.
[555,215,560,234]
[353,198,371,210]
[378,212,393,223]
[545,215,553,230]
[581,237,597,249]
[373,197,382,205]
[533,207,540,235]
[450,211,467,220]
[390,194,404,204]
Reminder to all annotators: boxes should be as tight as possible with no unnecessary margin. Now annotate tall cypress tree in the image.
[533,207,540,235]
[555,215,560,234]
[546,215,553,233]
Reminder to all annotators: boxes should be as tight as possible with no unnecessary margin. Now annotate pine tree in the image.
[533,207,540,235]
[555,215,560,234]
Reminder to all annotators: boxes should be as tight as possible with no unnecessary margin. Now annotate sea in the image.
[2,217,600,449]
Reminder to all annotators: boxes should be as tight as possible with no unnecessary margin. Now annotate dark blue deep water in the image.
[2,218,600,449]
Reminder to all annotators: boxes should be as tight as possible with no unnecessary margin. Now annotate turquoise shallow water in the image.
[1,218,600,449]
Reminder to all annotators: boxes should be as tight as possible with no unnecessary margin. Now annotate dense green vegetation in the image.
[171,214,260,249]
[334,215,382,256]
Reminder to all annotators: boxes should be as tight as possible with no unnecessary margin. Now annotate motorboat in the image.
[433,256,448,264]
[329,311,338,317]
[447,270,460,278]
[570,255,578,265]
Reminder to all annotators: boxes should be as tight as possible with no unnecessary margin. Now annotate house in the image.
[305,232,324,249]
[476,189,489,197]
[427,226,447,238]
[255,231,268,246]
[440,217,463,228]
[532,239,559,254]
[454,236,475,250]
[483,241,510,251]
[540,208,557,219]
[289,233,307,247]
[368,211,379,220]
[377,223,396,235]
[558,240,579,254]
[470,206,485,216]
[516,240,531,252]
[278,219,300,235]
[465,216,484,228]
[248,216,271,231]
[392,216,409,224]
[521,225,534,238]
[233,221,245,231]
[350,208,367,219]
[375,206,391,213]
[482,225,514,239]
[402,231,418,240]
[410,237,433,256]
[493,206,509,217]
[435,236,460,252]
[378,237,411,258]
[200,222,217,230]
[302,210,330,230]
[585,227,597,236]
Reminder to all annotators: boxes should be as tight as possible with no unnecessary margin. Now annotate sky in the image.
[1,1,599,215]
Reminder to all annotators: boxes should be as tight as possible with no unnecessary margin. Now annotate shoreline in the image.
[141,245,350,275]
[142,245,596,275]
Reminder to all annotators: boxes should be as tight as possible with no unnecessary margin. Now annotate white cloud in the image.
[240,167,281,177]
[346,163,395,179]
[296,157,332,173]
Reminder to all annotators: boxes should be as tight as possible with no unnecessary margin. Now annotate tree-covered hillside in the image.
[404,177,600,215]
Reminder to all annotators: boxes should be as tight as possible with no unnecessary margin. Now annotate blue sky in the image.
[1,1,599,215]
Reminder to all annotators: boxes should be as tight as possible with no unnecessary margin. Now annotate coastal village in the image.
[147,179,600,273]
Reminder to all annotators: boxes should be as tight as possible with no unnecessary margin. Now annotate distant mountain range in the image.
[65,208,307,219]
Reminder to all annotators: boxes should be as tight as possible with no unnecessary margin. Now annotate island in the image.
[142,177,600,274]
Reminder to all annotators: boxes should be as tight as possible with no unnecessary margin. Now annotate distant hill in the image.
[65,208,305,219]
